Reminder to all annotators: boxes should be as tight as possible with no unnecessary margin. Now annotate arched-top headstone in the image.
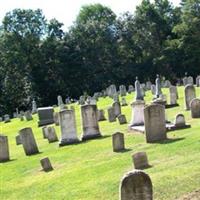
[120,170,153,200]
[174,114,186,127]
[184,84,196,110]
[190,98,200,118]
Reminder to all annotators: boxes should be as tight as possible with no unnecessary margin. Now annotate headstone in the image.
[32,99,37,114]
[155,74,162,98]
[53,112,59,126]
[120,170,153,200]
[144,104,166,143]
[37,107,54,126]
[121,97,128,106]
[112,132,125,152]
[174,114,187,128]
[107,84,117,98]
[184,84,196,110]
[117,114,127,124]
[57,95,65,110]
[4,114,10,123]
[135,77,143,101]
[113,93,119,102]
[0,135,10,162]
[169,86,178,105]
[132,152,149,169]
[24,111,33,121]
[146,81,151,90]
[190,98,200,118]
[81,105,102,140]
[196,75,200,87]
[129,100,145,126]
[164,80,171,88]
[151,84,156,95]
[40,157,53,172]
[19,113,24,121]
[19,127,39,155]
[187,76,194,85]
[16,135,22,145]
[128,85,134,93]
[112,102,121,117]
[46,126,58,143]
[107,107,116,122]
[42,126,48,139]
[183,73,188,86]
[119,85,127,96]
[79,95,85,105]
[97,109,106,121]
[59,109,79,146]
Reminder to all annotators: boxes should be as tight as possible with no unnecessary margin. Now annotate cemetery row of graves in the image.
[1,74,200,199]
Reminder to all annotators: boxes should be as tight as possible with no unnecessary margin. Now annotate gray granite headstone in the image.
[190,98,200,118]
[112,132,125,152]
[184,84,196,110]
[37,107,54,126]
[0,135,10,162]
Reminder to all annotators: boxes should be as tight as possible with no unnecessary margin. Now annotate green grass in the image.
[0,86,200,200]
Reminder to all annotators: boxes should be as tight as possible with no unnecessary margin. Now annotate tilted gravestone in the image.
[81,105,102,140]
[132,152,149,169]
[97,109,106,121]
[40,157,53,172]
[120,170,153,200]
[107,107,116,122]
[117,114,127,125]
[0,135,10,162]
[37,107,54,127]
[112,102,121,117]
[19,127,39,156]
[190,98,200,118]
[59,109,79,146]
[144,104,166,143]
[112,132,125,152]
[46,126,58,143]
[184,84,196,110]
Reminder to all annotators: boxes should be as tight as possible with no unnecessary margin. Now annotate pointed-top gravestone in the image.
[155,74,162,98]
[135,77,143,101]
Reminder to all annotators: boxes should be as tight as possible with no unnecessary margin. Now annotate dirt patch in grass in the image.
[177,190,200,200]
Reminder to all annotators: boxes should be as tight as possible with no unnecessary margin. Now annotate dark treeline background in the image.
[0,0,200,114]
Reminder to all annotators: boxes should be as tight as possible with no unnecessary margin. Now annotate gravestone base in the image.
[167,123,191,131]
[81,133,102,141]
[59,138,80,146]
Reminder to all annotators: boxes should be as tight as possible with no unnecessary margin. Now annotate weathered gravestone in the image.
[135,77,143,101]
[97,109,106,121]
[128,85,134,93]
[184,84,196,110]
[169,86,178,105]
[187,76,194,85]
[40,157,53,172]
[42,126,48,139]
[19,128,39,155]
[117,114,127,125]
[190,98,200,118]
[107,107,116,122]
[121,97,128,106]
[0,135,10,162]
[155,74,162,98]
[174,113,190,129]
[46,126,58,143]
[183,72,188,86]
[129,100,145,127]
[144,104,166,143]
[120,170,153,200]
[57,95,65,110]
[132,152,149,169]
[112,102,121,117]
[119,85,127,96]
[146,81,152,90]
[37,107,54,126]
[151,84,156,95]
[32,99,37,114]
[16,135,22,145]
[25,111,33,121]
[196,75,200,87]
[81,105,102,140]
[59,109,79,146]
[107,84,117,98]
[4,114,10,123]
[112,132,125,152]
[53,112,59,126]
[113,93,119,102]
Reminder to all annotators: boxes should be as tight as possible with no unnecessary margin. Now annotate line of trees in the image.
[0,0,200,115]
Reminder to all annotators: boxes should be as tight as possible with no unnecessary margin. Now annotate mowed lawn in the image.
[0,86,200,200]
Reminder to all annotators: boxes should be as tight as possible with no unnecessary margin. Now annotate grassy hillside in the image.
[0,86,200,200]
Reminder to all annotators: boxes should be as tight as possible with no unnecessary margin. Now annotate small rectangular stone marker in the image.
[46,126,58,143]
[0,135,10,162]
[42,126,48,139]
[132,152,149,169]
[19,127,39,156]
[112,102,121,117]
[37,107,54,127]
[97,109,106,121]
[16,135,22,145]
[107,107,116,122]
[117,114,127,124]
[40,157,53,172]
[112,132,125,152]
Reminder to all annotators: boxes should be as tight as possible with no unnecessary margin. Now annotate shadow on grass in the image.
[0,158,17,163]
[135,164,153,170]
[26,151,43,156]
[114,148,132,153]
[155,137,185,144]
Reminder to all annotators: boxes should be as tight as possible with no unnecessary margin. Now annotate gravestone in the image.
[19,113,24,121]
[112,132,125,152]
[120,170,153,200]
[129,100,145,126]
[40,157,53,172]
[57,95,65,110]
[113,93,119,102]
[0,135,10,162]
[151,84,156,95]
[112,102,121,117]
[184,84,196,110]
[53,112,59,126]
[59,109,79,146]
[144,104,166,143]
[128,85,134,93]
[42,126,48,139]
[16,135,22,145]
[155,74,162,98]
[121,97,128,106]
[190,98,200,118]
[107,107,116,122]
[119,85,127,96]
[25,111,33,121]
[135,77,143,101]
[117,114,127,124]
[107,84,117,98]
[79,96,85,105]
[19,127,39,155]
[37,107,54,126]
[183,72,188,86]
[140,85,145,97]
[46,126,58,143]
[196,75,200,87]
[164,80,171,88]
[4,114,10,123]
[97,109,106,121]
[132,152,149,169]
[169,86,178,105]
[81,105,102,140]
[188,76,194,85]
[174,114,189,128]
[146,81,151,90]
[32,99,37,114]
